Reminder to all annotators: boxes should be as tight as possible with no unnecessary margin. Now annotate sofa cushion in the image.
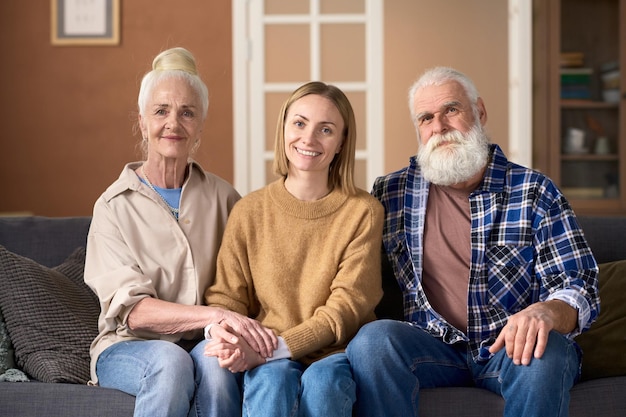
[0,381,136,417]
[0,308,15,373]
[0,245,99,383]
[0,309,29,382]
[575,260,626,381]
[0,216,91,268]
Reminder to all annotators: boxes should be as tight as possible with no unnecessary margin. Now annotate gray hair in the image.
[137,47,209,119]
[407,67,480,124]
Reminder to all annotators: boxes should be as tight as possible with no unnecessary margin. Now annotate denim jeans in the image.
[346,320,581,417]
[241,353,355,417]
[96,339,241,417]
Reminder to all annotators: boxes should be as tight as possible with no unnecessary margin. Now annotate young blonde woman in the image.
[204,81,384,417]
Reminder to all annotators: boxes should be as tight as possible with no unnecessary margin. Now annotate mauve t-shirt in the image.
[422,183,472,333]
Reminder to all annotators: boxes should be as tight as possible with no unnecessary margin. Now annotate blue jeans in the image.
[96,339,241,417]
[346,320,581,417]
[240,353,355,417]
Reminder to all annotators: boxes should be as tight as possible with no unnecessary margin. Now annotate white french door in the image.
[233,0,384,194]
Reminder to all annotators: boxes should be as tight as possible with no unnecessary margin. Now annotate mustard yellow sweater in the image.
[206,178,383,364]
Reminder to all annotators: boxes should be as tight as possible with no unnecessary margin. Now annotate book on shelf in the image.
[560,67,593,99]
[561,85,592,99]
[560,51,585,68]
[560,67,593,78]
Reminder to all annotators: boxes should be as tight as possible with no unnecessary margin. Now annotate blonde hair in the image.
[273,81,357,195]
[137,47,209,119]
[136,47,209,157]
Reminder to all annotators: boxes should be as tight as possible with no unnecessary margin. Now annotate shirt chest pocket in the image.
[485,245,535,310]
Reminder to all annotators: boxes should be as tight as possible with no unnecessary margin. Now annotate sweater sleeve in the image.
[205,204,259,317]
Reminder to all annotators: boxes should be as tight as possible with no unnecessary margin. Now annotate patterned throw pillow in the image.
[0,308,15,373]
[575,260,626,381]
[0,308,29,382]
[0,246,99,383]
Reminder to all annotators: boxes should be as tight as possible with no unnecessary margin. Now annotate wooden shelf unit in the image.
[532,0,626,216]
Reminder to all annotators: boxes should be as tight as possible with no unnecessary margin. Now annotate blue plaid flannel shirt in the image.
[372,144,600,362]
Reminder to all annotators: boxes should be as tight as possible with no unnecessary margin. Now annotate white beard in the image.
[417,124,490,186]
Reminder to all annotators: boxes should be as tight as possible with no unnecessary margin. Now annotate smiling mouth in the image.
[296,147,321,157]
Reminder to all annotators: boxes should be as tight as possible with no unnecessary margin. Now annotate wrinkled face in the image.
[412,81,489,186]
[283,94,344,177]
[139,77,203,161]
[412,80,483,146]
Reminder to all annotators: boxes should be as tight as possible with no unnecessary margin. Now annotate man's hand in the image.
[489,300,577,366]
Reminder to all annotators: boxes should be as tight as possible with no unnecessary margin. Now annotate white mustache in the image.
[423,130,465,151]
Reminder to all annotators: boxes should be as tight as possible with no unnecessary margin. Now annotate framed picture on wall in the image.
[51,0,120,46]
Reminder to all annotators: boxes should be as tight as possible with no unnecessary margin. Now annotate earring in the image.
[191,139,201,154]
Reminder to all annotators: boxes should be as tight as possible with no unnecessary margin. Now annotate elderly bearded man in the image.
[347,67,600,417]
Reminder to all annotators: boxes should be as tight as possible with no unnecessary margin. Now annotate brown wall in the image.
[384,0,509,173]
[0,0,509,217]
[0,1,233,216]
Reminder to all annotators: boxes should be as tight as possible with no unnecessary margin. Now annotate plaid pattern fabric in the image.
[372,144,600,361]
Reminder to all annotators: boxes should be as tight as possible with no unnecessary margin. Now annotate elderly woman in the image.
[84,47,277,417]
[203,81,384,417]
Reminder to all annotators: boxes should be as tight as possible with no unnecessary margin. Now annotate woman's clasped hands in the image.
[204,309,277,373]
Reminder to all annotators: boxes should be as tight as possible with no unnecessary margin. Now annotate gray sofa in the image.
[0,215,625,417]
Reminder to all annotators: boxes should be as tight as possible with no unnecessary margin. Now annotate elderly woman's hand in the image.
[211,309,278,358]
